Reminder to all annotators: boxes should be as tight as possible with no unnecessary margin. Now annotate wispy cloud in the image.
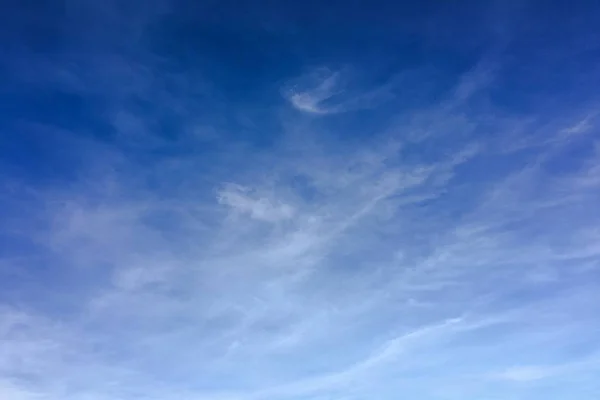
[217,183,296,222]
[494,365,557,382]
[284,69,342,114]
[282,68,399,115]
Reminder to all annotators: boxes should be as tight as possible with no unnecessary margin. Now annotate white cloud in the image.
[283,68,400,115]
[285,70,342,114]
[217,183,295,222]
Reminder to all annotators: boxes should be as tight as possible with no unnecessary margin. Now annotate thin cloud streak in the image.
[283,68,401,115]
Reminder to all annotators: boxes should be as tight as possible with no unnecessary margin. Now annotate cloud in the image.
[283,68,399,115]
[491,353,600,385]
[284,69,342,114]
[495,365,556,382]
[217,183,295,222]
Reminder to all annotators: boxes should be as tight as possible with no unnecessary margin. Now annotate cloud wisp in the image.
[282,68,400,115]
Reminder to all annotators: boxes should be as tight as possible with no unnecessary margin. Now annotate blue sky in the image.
[1,1,600,399]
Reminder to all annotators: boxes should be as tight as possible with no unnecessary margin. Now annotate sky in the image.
[1,1,600,399]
